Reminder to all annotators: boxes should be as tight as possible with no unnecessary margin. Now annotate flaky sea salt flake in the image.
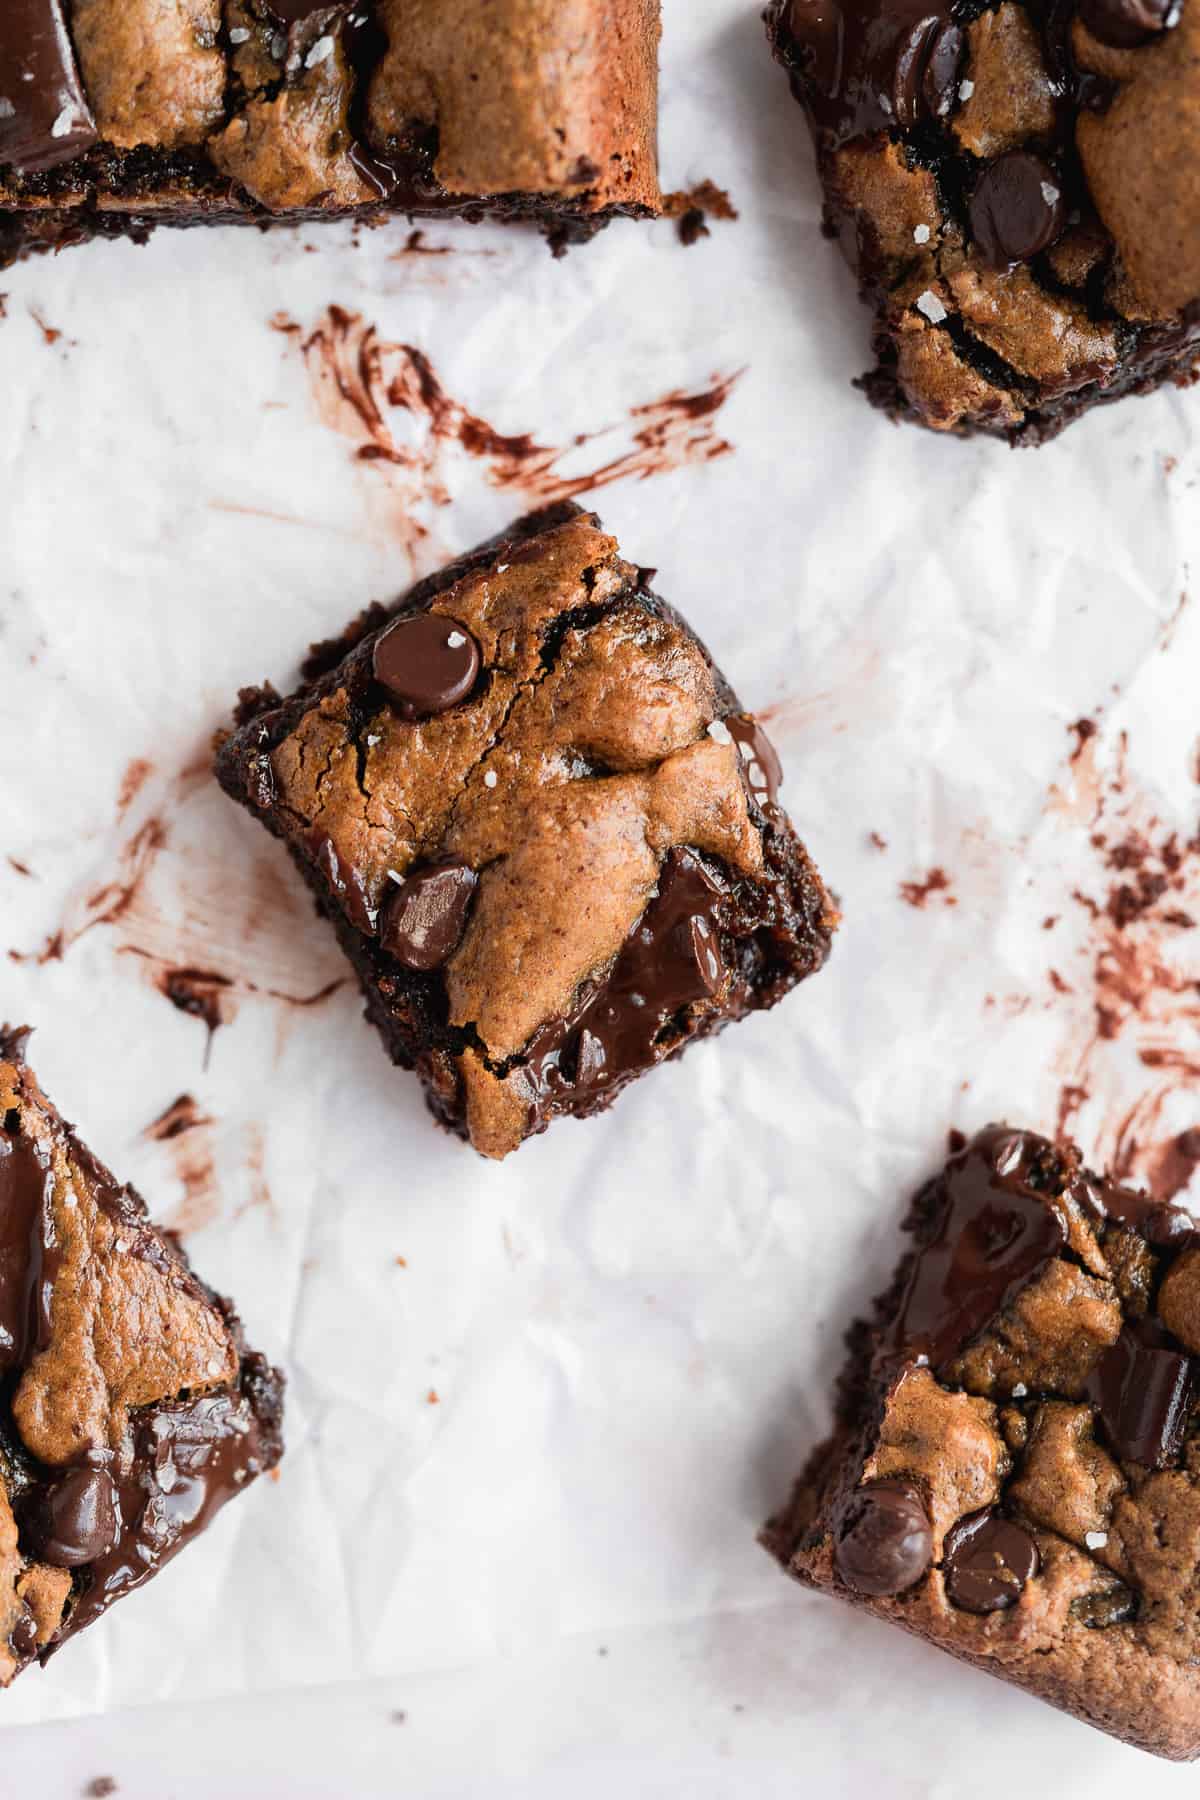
[916,289,947,324]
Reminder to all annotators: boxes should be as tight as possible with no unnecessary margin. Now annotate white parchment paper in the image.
[2,0,1200,1792]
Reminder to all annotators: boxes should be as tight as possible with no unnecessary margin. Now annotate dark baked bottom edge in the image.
[0,192,651,271]
[859,319,1200,448]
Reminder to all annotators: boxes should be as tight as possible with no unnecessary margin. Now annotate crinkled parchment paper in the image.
[1,0,1199,1792]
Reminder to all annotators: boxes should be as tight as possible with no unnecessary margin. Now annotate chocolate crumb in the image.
[662,179,738,248]
[899,867,956,908]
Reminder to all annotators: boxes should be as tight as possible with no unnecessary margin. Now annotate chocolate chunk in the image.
[29,1464,121,1568]
[1085,1323,1195,1467]
[884,1127,1068,1370]
[969,153,1066,269]
[0,1130,50,1372]
[726,715,784,809]
[835,1480,933,1595]
[0,0,98,176]
[1077,0,1179,46]
[380,860,478,971]
[372,614,481,719]
[943,1510,1039,1613]
[895,18,964,125]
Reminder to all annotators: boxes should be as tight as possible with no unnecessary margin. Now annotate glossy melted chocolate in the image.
[55,1390,275,1644]
[0,1131,53,1371]
[883,1127,1069,1370]
[0,0,97,176]
[513,848,732,1126]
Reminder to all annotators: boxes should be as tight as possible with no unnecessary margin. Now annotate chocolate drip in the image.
[515,849,730,1122]
[882,1127,1068,1370]
[726,715,784,811]
[0,1130,53,1372]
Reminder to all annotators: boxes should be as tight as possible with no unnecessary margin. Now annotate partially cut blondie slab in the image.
[764,0,1200,443]
[215,502,838,1160]
[0,0,661,271]
[0,1027,284,1685]
[763,1125,1200,1758]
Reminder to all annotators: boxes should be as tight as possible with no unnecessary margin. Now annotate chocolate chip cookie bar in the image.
[0,0,661,271]
[214,502,838,1160]
[764,1125,1200,1759]
[764,0,1200,443]
[0,1028,284,1684]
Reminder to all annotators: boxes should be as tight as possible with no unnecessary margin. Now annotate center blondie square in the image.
[215,503,838,1159]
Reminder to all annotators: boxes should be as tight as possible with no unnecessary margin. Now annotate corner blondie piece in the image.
[0,1028,283,1684]
[764,0,1200,443]
[215,502,838,1160]
[763,1125,1200,1758]
[0,0,661,271]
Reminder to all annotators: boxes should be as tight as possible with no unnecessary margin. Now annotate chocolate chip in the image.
[310,832,375,935]
[835,1481,933,1596]
[372,614,481,719]
[0,0,98,176]
[969,153,1066,270]
[380,860,478,971]
[1085,1322,1195,1467]
[8,1610,38,1659]
[919,20,965,117]
[943,1511,1038,1613]
[893,17,964,126]
[1078,0,1178,46]
[30,1465,121,1568]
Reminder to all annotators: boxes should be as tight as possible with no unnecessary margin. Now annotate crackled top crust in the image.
[765,0,1200,440]
[0,0,661,226]
[0,1030,283,1684]
[215,505,838,1159]
[764,1126,1200,1761]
